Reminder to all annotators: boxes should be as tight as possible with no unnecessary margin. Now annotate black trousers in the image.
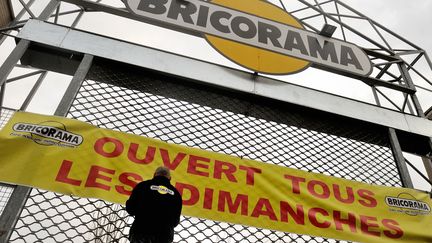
[129,230,174,243]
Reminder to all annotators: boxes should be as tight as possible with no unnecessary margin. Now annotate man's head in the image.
[154,166,171,180]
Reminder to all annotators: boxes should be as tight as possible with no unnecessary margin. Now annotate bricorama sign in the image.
[125,0,372,75]
[0,112,431,243]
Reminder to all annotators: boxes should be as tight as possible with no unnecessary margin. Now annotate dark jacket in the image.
[126,176,182,240]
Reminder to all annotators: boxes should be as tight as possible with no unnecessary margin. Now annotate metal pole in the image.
[0,2,65,242]
[0,83,5,115]
[389,128,414,188]
[397,62,425,117]
[394,57,431,189]
[371,86,380,106]
[396,58,432,189]
[296,0,395,55]
[54,54,93,115]
[0,40,30,87]
[5,70,45,83]
[37,0,60,20]
[421,156,432,189]
[18,0,36,18]
[0,186,32,241]
[0,24,25,33]
[0,54,93,243]
[19,71,47,110]
[423,110,432,188]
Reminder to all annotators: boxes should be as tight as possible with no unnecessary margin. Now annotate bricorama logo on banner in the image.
[12,122,83,148]
[151,185,175,195]
[125,0,372,75]
[386,193,431,216]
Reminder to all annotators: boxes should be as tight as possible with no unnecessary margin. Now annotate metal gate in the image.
[0,57,401,242]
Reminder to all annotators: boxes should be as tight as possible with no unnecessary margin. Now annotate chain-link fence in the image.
[0,58,401,242]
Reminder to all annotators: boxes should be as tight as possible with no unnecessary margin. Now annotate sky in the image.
[350,0,432,56]
[1,0,431,190]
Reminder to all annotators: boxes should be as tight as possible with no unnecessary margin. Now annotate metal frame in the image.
[53,0,432,116]
[389,128,414,188]
[290,0,431,117]
[15,20,432,139]
[0,53,93,243]
[1,0,431,115]
[423,110,432,188]
[0,2,68,241]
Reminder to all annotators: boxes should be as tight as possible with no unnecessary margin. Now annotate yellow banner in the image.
[0,111,431,242]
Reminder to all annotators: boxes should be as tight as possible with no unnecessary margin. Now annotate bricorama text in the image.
[55,137,403,239]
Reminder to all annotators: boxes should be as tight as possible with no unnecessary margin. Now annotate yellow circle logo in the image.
[157,185,168,194]
[151,185,175,195]
[205,0,309,74]
[126,0,371,76]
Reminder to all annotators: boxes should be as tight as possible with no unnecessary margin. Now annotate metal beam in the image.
[0,186,32,241]
[6,70,45,84]
[0,24,25,33]
[398,61,424,117]
[405,158,432,188]
[424,112,432,186]
[0,40,31,87]
[0,2,67,242]
[421,156,432,189]
[333,1,347,41]
[0,83,5,114]
[389,128,414,188]
[0,0,59,88]
[18,0,36,19]
[296,0,394,55]
[334,0,422,51]
[313,64,415,94]
[55,54,93,115]
[37,0,60,20]
[54,3,61,24]
[363,49,400,62]
[290,0,334,14]
[0,54,93,243]
[424,52,432,71]
[16,20,432,138]
[19,71,47,110]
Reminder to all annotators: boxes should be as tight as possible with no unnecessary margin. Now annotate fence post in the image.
[0,50,92,241]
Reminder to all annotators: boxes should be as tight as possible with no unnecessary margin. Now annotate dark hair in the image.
[154,166,171,178]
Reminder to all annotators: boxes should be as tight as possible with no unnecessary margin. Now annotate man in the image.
[126,166,182,243]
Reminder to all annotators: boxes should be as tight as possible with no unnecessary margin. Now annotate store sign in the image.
[125,0,372,75]
[1,112,431,243]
